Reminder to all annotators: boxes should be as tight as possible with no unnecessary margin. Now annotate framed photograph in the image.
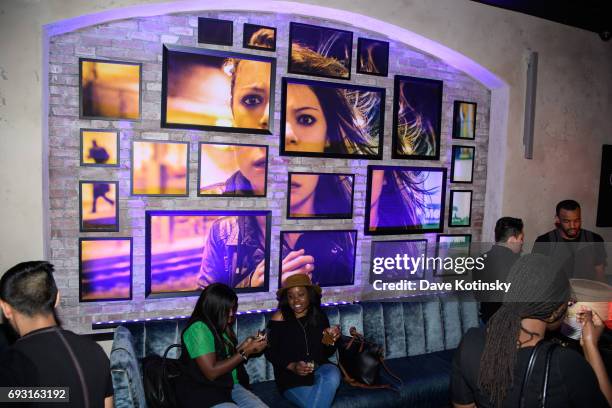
[131,140,189,196]
[146,210,271,298]
[369,239,428,283]
[80,129,119,167]
[79,237,132,302]
[287,172,354,219]
[449,190,472,227]
[452,101,477,140]
[198,17,233,46]
[279,229,357,287]
[392,75,443,160]
[356,38,389,77]
[434,234,472,277]
[280,77,385,159]
[288,22,353,80]
[450,145,475,183]
[161,45,276,134]
[243,23,276,51]
[198,142,268,197]
[79,58,141,121]
[365,165,447,235]
[79,180,119,232]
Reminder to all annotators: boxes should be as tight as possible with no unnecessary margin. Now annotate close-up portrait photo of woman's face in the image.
[230,59,272,130]
[284,83,328,153]
[288,172,354,219]
[162,45,275,133]
[281,78,384,159]
[289,173,320,214]
[234,145,267,194]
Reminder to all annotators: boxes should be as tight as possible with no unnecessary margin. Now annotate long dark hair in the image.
[184,283,238,358]
[478,254,570,407]
[376,169,434,230]
[311,85,379,156]
[313,174,352,216]
[278,285,324,328]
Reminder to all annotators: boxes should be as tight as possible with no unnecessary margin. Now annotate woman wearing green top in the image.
[176,283,268,407]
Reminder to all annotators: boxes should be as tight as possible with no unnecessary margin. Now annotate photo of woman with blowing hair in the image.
[243,24,276,51]
[366,165,446,235]
[451,254,611,408]
[288,172,353,219]
[281,77,384,159]
[176,283,269,407]
[392,75,443,160]
[265,274,341,408]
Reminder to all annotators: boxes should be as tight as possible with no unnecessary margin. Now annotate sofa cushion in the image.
[249,349,455,408]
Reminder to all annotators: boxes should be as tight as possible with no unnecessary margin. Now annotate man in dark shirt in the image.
[0,261,113,408]
[533,199,607,282]
[473,217,524,323]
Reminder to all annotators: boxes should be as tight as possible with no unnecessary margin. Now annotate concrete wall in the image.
[1,0,611,272]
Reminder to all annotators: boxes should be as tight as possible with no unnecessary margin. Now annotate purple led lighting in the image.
[43,1,505,90]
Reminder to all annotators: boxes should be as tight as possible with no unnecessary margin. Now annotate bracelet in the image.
[239,350,248,361]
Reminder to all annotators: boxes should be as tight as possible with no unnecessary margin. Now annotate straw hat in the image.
[276,273,321,298]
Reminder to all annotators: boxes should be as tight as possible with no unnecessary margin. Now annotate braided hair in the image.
[477,254,570,407]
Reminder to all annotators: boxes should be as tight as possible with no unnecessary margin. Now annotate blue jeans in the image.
[283,364,341,408]
[211,384,269,408]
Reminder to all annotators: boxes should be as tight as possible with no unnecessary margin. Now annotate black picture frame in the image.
[131,139,190,197]
[286,171,355,219]
[243,23,277,51]
[145,210,272,298]
[79,237,133,302]
[391,75,443,160]
[79,180,119,232]
[356,38,389,77]
[369,239,428,283]
[450,145,475,184]
[79,128,120,167]
[288,22,353,80]
[365,165,447,236]
[448,190,473,227]
[198,17,233,46]
[279,229,357,288]
[280,77,385,160]
[434,234,472,277]
[79,57,142,121]
[161,44,276,134]
[197,141,269,197]
[452,100,477,140]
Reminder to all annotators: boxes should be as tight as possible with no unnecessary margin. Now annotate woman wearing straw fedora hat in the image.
[265,274,342,408]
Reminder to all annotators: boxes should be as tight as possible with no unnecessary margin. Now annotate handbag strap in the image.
[541,343,557,407]
[55,329,90,408]
[519,340,545,408]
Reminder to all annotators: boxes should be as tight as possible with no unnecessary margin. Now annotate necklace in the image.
[296,317,310,359]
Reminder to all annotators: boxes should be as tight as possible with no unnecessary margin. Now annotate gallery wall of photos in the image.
[46,11,490,333]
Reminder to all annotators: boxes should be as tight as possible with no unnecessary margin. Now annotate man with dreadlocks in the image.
[451,254,611,407]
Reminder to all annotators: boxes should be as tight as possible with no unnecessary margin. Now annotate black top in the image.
[533,229,607,280]
[452,327,608,408]
[0,326,113,408]
[265,312,337,392]
[472,245,520,322]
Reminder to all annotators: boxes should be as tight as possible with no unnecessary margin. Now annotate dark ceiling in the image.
[470,0,611,39]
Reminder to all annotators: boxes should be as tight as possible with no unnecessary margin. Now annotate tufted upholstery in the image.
[111,294,478,407]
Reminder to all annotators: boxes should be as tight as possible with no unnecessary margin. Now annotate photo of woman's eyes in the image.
[297,114,316,126]
[242,94,264,108]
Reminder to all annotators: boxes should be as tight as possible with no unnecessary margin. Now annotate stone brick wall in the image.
[47,11,490,334]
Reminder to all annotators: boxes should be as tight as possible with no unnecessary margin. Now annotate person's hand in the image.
[281,249,315,285]
[288,361,315,376]
[242,336,267,357]
[322,326,341,344]
[237,336,254,353]
[250,260,265,287]
[577,306,605,349]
